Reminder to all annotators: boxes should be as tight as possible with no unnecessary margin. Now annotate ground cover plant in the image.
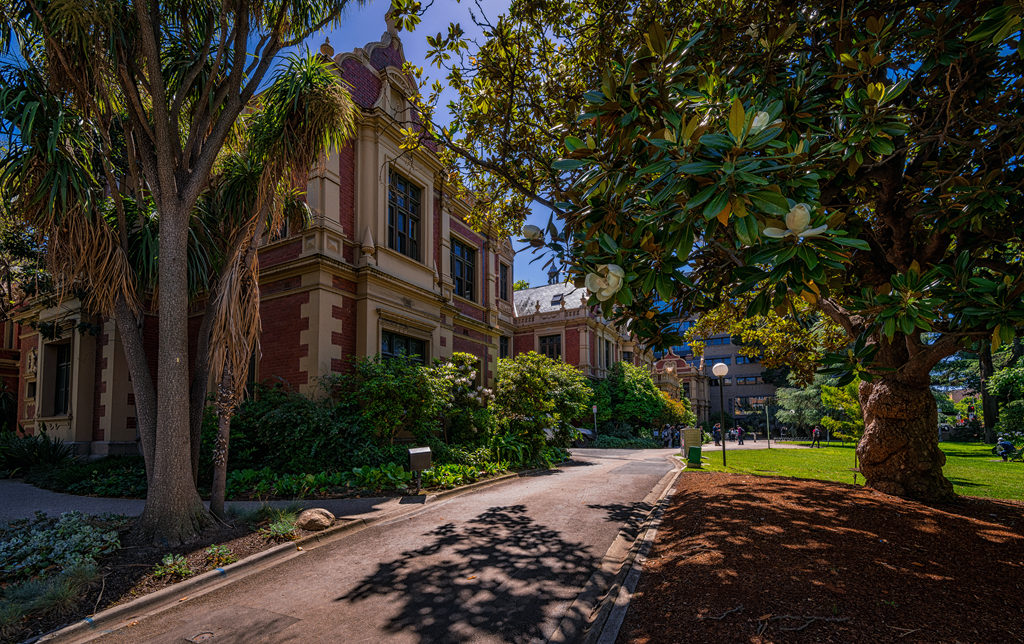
[698,442,1024,501]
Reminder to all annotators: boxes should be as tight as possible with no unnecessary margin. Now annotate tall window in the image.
[622,351,633,363]
[500,335,510,359]
[499,263,510,301]
[381,331,426,364]
[605,339,612,367]
[539,334,561,360]
[388,171,421,261]
[53,343,71,416]
[451,239,476,301]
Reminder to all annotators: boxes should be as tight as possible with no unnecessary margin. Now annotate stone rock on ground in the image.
[296,508,335,531]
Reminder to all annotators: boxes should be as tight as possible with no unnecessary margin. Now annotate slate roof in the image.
[513,282,589,316]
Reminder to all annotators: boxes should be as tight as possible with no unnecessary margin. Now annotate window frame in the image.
[381,330,427,365]
[387,171,422,261]
[500,335,510,359]
[499,263,510,301]
[451,237,476,302]
[52,342,72,416]
[538,334,562,360]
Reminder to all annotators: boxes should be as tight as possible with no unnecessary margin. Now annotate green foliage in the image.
[995,400,1024,443]
[513,279,531,291]
[260,520,298,542]
[775,376,827,431]
[0,429,75,476]
[598,361,668,430]
[592,436,661,449]
[820,380,864,443]
[349,464,413,493]
[0,512,125,581]
[204,545,236,567]
[152,554,191,580]
[988,366,1024,402]
[427,353,494,444]
[331,356,449,445]
[24,456,148,498]
[492,351,593,461]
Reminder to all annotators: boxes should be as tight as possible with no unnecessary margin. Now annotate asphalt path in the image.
[87,449,678,644]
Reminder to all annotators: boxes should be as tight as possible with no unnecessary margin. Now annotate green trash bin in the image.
[687,445,702,467]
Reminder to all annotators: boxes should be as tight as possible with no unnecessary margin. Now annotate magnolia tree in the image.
[399,0,1024,500]
[550,4,1023,499]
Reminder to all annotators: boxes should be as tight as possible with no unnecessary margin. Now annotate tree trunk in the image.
[210,399,232,519]
[137,207,209,544]
[857,375,954,501]
[189,300,214,484]
[113,297,157,486]
[979,343,998,443]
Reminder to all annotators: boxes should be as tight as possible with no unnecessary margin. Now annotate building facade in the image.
[9,24,517,454]
[6,21,675,454]
[511,282,648,378]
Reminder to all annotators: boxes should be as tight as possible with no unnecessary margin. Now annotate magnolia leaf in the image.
[728,97,745,141]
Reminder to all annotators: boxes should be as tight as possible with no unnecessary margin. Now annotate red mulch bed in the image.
[618,471,1024,644]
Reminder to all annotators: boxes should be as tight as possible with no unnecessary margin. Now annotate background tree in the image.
[0,0,363,543]
[821,380,864,444]
[399,0,1024,500]
[774,376,825,435]
[512,279,531,291]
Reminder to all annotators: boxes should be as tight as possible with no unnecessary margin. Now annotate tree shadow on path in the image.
[337,504,599,643]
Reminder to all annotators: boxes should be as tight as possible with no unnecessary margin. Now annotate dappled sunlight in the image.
[618,472,1024,643]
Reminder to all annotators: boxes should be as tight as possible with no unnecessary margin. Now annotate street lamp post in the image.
[713,362,729,467]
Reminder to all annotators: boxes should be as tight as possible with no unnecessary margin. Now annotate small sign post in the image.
[592,405,598,440]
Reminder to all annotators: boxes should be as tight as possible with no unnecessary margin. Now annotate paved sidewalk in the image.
[75,449,677,644]
[0,479,409,523]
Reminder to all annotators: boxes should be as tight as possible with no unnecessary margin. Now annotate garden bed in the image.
[618,471,1024,643]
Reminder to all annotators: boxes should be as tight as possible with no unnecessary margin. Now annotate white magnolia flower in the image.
[763,203,828,239]
[521,224,543,240]
[585,264,625,301]
[750,111,770,133]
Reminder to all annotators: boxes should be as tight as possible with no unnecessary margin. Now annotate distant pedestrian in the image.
[736,425,745,445]
[997,437,1015,461]
[811,426,822,448]
[713,424,721,446]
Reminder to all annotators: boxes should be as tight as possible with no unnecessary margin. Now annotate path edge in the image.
[35,467,547,644]
[547,455,682,644]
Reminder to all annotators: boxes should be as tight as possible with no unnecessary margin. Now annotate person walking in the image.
[811,425,822,448]
[735,425,745,445]
[713,424,721,446]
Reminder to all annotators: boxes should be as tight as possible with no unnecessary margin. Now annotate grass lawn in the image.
[694,441,1024,501]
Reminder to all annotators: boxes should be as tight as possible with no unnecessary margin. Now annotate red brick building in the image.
[6,22,661,455]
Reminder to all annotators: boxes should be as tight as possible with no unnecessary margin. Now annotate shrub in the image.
[26,456,147,498]
[492,352,593,462]
[328,356,449,445]
[427,353,495,444]
[593,435,661,449]
[0,428,75,476]
[0,512,125,581]
[152,554,191,580]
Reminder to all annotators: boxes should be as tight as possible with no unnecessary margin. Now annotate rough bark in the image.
[112,296,157,485]
[979,343,998,444]
[857,375,954,501]
[137,206,209,544]
[189,301,214,484]
[209,369,233,519]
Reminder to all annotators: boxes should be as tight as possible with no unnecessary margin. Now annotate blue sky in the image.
[314,0,554,289]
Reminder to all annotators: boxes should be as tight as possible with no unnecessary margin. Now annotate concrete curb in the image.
[547,455,682,644]
[38,467,547,643]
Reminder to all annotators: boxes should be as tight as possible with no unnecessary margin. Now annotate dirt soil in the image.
[19,520,317,642]
[618,471,1024,644]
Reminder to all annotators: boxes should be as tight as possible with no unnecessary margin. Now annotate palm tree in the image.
[0,0,362,543]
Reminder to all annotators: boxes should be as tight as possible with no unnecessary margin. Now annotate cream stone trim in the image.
[377,308,437,334]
